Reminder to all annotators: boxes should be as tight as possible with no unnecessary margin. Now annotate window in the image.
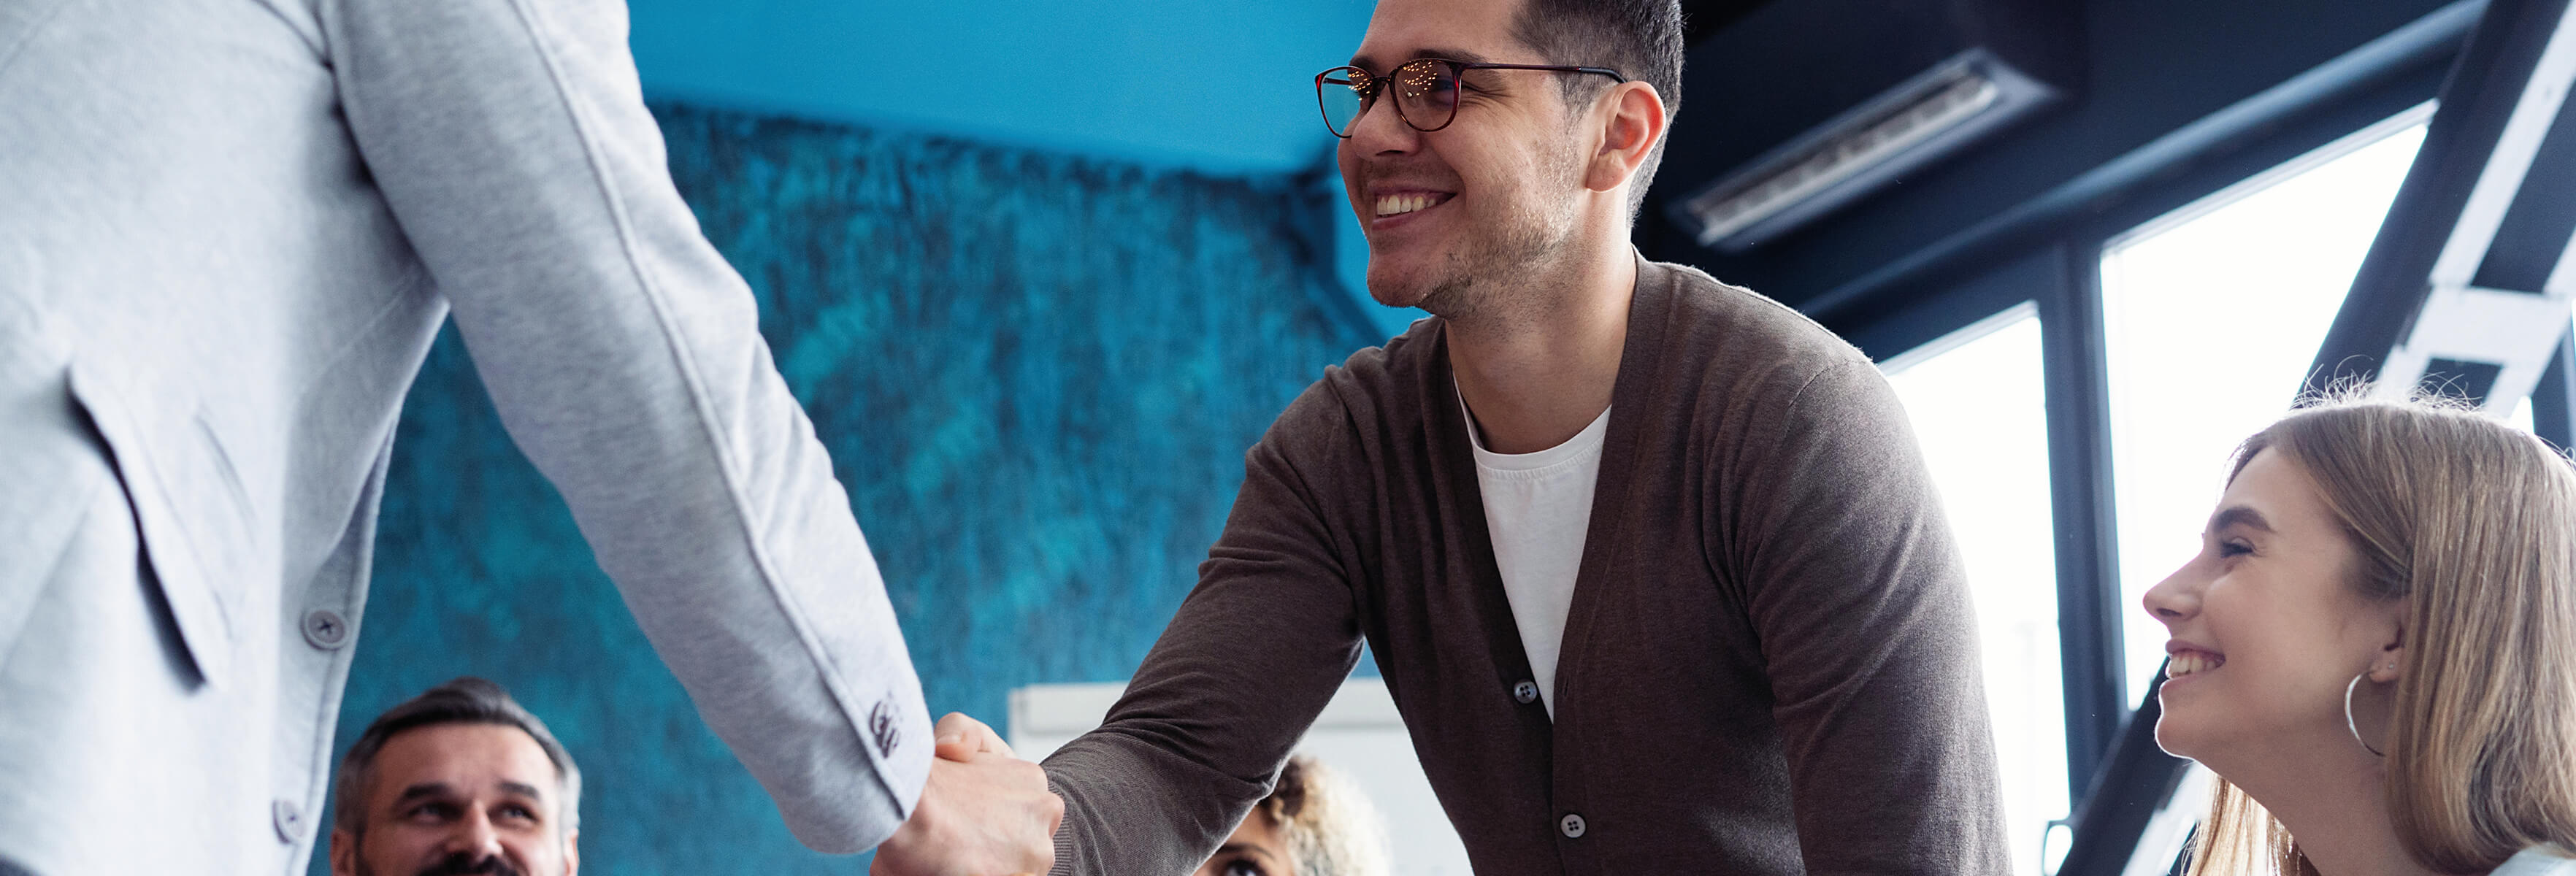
[1883,304,2065,876]
[2096,108,2431,701]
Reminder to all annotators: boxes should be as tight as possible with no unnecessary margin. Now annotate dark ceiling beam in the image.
[1795,0,2484,325]
[2307,0,2576,409]
[1680,0,1776,46]
[1644,0,2476,323]
[1793,0,2487,326]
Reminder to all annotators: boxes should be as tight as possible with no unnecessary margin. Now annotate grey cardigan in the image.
[1043,258,2009,874]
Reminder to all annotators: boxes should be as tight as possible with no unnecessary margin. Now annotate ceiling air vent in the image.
[1665,0,2079,252]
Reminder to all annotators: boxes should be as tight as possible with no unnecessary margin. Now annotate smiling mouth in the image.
[1374,191,1454,218]
[2167,650,2226,679]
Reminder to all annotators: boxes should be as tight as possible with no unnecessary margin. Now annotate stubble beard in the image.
[1370,143,1587,327]
[1409,206,1566,326]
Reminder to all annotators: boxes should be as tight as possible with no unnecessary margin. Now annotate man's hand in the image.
[870,713,1062,876]
[929,711,1016,761]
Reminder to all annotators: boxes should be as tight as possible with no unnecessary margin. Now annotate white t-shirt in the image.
[1460,392,1611,718]
[2495,846,2576,876]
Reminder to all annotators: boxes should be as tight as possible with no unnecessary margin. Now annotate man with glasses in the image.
[881,0,2007,873]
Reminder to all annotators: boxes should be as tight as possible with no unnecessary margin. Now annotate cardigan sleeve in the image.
[1038,380,1369,875]
[1729,358,2010,875]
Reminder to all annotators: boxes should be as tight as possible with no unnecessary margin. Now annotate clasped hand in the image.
[870,712,1063,876]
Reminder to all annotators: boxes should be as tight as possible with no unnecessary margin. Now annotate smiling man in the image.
[328,679,580,876]
[886,0,2009,872]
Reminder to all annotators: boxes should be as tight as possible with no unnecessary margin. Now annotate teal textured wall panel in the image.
[626,0,1376,172]
[315,103,1376,873]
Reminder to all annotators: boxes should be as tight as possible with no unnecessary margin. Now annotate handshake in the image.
[871,713,1065,876]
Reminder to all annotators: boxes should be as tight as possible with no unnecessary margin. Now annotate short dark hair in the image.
[331,677,582,837]
[1511,0,1687,219]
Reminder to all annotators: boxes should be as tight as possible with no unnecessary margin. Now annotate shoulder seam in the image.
[1759,358,1874,465]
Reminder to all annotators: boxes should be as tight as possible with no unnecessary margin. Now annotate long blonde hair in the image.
[2185,395,2576,874]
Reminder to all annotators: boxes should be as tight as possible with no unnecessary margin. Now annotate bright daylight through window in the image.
[2098,108,2431,703]
[1884,306,2063,876]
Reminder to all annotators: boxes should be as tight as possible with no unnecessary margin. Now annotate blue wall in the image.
[626,0,1376,172]
[316,102,1377,873]
[622,0,1420,338]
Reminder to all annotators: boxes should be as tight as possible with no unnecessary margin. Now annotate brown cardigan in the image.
[1043,258,2008,875]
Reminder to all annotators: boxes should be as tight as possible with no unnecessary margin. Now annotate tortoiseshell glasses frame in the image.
[1314,58,1628,138]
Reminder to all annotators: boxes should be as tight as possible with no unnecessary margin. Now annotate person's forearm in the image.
[323,0,932,848]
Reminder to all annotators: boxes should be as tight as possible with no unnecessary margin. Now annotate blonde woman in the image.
[1193,756,1391,876]
[2142,396,2576,875]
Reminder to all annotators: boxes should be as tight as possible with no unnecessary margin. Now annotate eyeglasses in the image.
[1314,58,1627,138]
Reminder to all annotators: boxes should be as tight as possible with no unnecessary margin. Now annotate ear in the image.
[329,828,357,876]
[563,828,580,875]
[1582,81,1669,196]
[2369,610,2407,684]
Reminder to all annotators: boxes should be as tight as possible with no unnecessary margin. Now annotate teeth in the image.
[1376,193,1441,217]
[2167,652,2224,678]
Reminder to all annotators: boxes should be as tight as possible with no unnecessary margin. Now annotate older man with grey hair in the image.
[329,678,582,876]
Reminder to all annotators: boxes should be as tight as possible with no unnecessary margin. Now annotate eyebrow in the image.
[1215,843,1278,863]
[2208,505,2274,535]
[394,783,456,804]
[391,781,546,806]
[1348,47,1496,71]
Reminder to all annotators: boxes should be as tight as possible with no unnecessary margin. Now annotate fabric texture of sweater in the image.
[1041,256,2009,875]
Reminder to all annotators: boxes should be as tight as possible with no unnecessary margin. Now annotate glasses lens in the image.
[1392,60,1460,131]
[1319,68,1368,137]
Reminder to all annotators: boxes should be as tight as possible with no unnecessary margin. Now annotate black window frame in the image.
[1802,5,2576,872]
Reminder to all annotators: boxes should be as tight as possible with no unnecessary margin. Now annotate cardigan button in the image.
[273,798,304,842]
[1512,680,1539,704]
[1560,812,1586,838]
[301,609,350,650]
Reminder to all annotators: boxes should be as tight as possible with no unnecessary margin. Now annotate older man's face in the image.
[331,723,577,876]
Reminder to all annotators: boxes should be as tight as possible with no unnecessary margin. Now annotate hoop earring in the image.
[2344,672,2387,758]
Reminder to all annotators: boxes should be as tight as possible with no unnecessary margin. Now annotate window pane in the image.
[1884,306,2064,876]
[2098,112,2429,702]
[2507,315,2572,435]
